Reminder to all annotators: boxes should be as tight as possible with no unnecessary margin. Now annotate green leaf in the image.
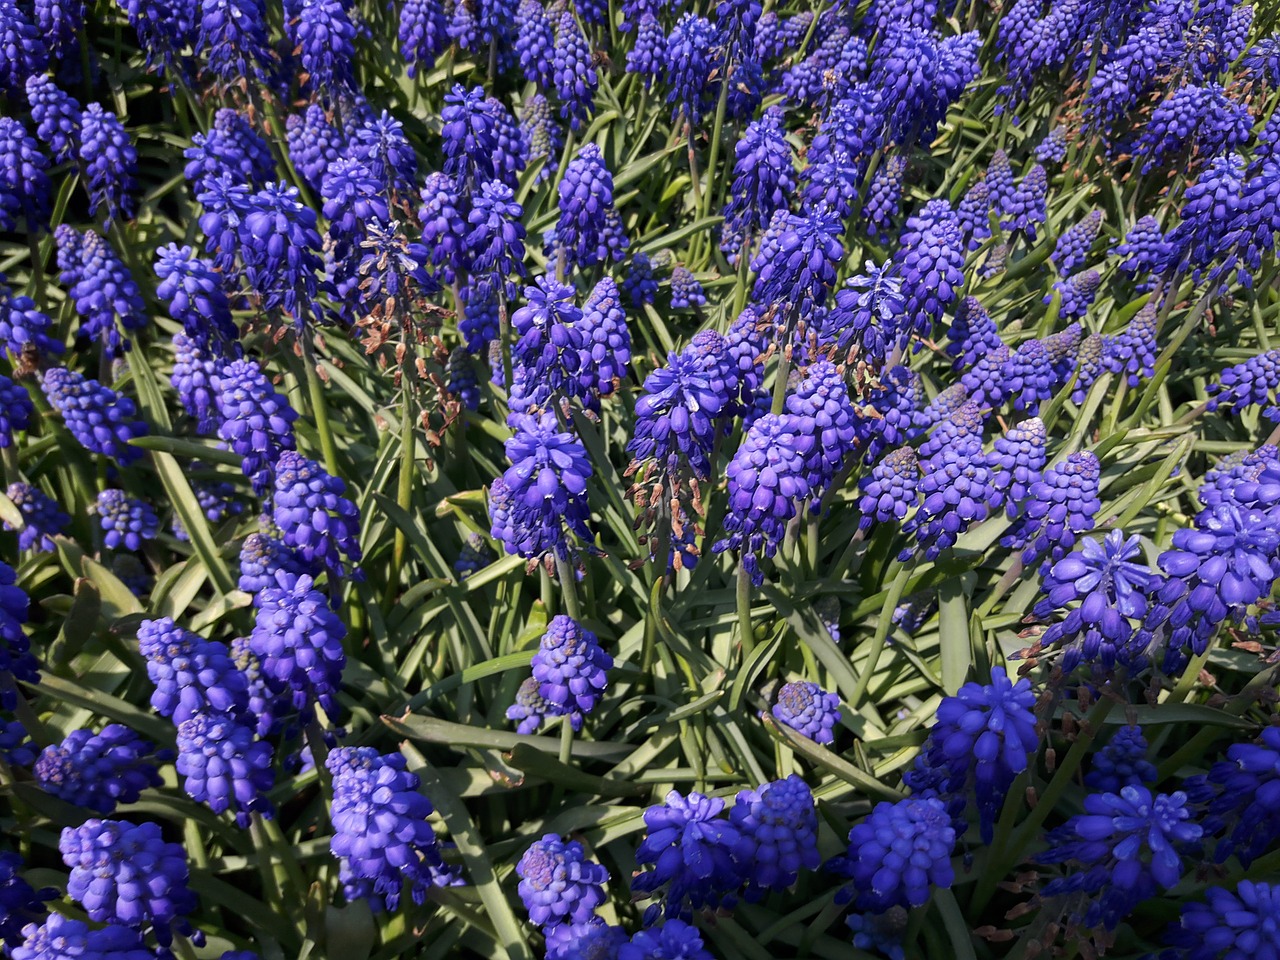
[937,577,971,695]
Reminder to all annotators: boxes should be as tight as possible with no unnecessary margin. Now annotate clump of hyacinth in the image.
[0,282,61,360]
[506,675,575,735]
[1145,504,1280,673]
[620,920,713,960]
[751,209,844,321]
[55,226,146,356]
[237,530,308,594]
[551,9,598,130]
[664,12,721,125]
[772,680,840,745]
[713,413,814,585]
[517,834,608,928]
[327,747,448,909]
[576,277,630,400]
[272,451,362,580]
[989,418,1046,518]
[555,144,626,270]
[858,448,920,531]
[633,791,740,920]
[11,913,154,960]
[628,331,737,482]
[917,398,985,460]
[175,707,275,826]
[1034,529,1159,671]
[530,615,612,725]
[1050,270,1101,321]
[1191,727,1280,868]
[821,261,905,365]
[42,367,147,465]
[1105,301,1159,388]
[1162,880,1280,958]
[33,725,164,815]
[956,180,991,250]
[77,104,137,223]
[509,276,585,411]
[289,0,357,97]
[1001,164,1048,239]
[829,797,956,911]
[92,490,158,551]
[182,108,274,191]
[862,155,906,244]
[1207,347,1280,421]
[0,117,50,234]
[1052,210,1102,275]
[0,374,32,447]
[1002,339,1055,413]
[622,252,658,307]
[154,244,236,346]
[946,297,1004,371]
[0,561,34,706]
[861,366,922,464]
[59,819,196,939]
[25,75,79,162]
[250,571,346,718]
[1084,725,1156,793]
[1003,452,1102,569]
[491,413,593,563]
[786,360,858,501]
[4,482,68,552]
[729,775,820,899]
[900,440,997,561]
[893,199,966,344]
[286,103,346,190]
[669,266,705,309]
[904,666,1039,842]
[723,107,795,242]
[136,617,250,725]
[0,851,52,948]
[213,359,299,494]
[1039,786,1201,930]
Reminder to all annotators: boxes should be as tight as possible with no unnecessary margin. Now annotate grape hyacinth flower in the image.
[0,375,32,447]
[491,413,593,562]
[1207,348,1280,420]
[55,226,147,356]
[0,117,51,234]
[271,451,363,580]
[352,110,418,196]
[327,747,447,909]
[830,797,956,911]
[1052,210,1102,275]
[1002,452,1102,569]
[1105,300,1158,388]
[904,666,1039,842]
[400,0,448,76]
[25,74,79,162]
[1071,333,1108,404]
[1084,725,1157,793]
[713,413,814,584]
[182,109,275,191]
[669,266,705,309]
[290,0,358,97]
[1192,727,1280,867]
[213,358,299,494]
[622,252,659,307]
[78,105,137,223]
[92,490,158,551]
[664,13,721,126]
[858,447,920,530]
[551,8,597,130]
[619,920,713,960]
[4,482,69,552]
[863,155,906,244]
[516,834,608,928]
[531,615,612,719]
[771,680,840,744]
[33,725,164,815]
[913,384,971,437]
[956,180,991,250]
[1035,126,1068,163]
[989,417,1046,517]
[786,360,858,501]
[1038,786,1202,930]
[136,616,250,725]
[506,675,574,735]
[175,707,274,826]
[154,244,237,347]
[555,144,626,270]
[633,791,741,920]
[577,277,631,400]
[1161,881,1280,959]
[59,819,197,939]
[0,283,61,360]
[237,530,308,594]
[1001,164,1048,239]
[286,104,346,190]
[11,912,152,960]
[751,209,844,322]
[729,775,820,898]
[238,182,325,324]
[0,559,36,706]
[899,440,997,561]
[1050,269,1101,321]
[946,297,1004,371]
[821,261,905,365]
[1002,339,1055,413]
[197,0,275,90]
[42,367,147,465]
[250,571,346,717]
[1115,215,1173,285]
[893,200,966,344]
[723,107,795,241]
[0,851,51,948]
[466,180,526,298]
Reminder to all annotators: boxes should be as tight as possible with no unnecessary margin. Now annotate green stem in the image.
[26,233,45,312]
[849,565,910,708]
[736,564,755,657]
[497,288,514,397]
[558,713,574,765]
[384,398,415,611]
[555,553,582,622]
[698,80,730,237]
[770,342,792,416]
[303,349,341,477]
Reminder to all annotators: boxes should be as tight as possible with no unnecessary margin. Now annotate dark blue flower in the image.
[239,182,326,325]
[771,680,840,744]
[328,747,447,909]
[0,851,51,948]
[33,725,164,815]
[894,199,965,344]
[4,482,68,552]
[1071,333,1108,403]
[1084,725,1156,793]
[1000,163,1048,239]
[723,107,795,240]
[900,437,997,561]
[352,110,418,196]
[830,797,956,911]
[137,616,251,725]
[171,331,224,434]
[633,791,741,919]
[198,0,274,88]
[904,666,1038,843]
[729,775,820,898]
[751,209,844,320]
[0,117,50,233]
[786,359,858,499]
[668,266,704,309]
[78,105,137,223]
[399,0,447,76]
[946,297,1003,371]
[552,8,597,130]
[493,413,593,561]
[713,412,815,584]
[272,450,362,581]
[1002,339,1055,413]
[1162,880,1280,960]
[1002,451,1102,568]
[821,261,904,364]
[59,819,196,937]
[92,490,158,551]
[290,0,357,97]
[213,358,299,494]
[517,834,608,928]
[625,13,664,89]
[1039,786,1201,930]
[664,13,721,125]
[858,447,920,531]
[619,920,713,960]
[249,570,346,718]
[11,911,152,960]
[0,0,46,95]
[175,708,274,826]
[1053,210,1103,275]
[286,104,347,191]
[956,180,991,250]
[506,674,573,735]
[55,226,146,356]
[183,109,275,190]
[41,367,147,465]
[0,374,32,448]
[531,614,612,717]
[578,277,631,399]
[467,180,526,296]
[555,143,627,270]
[862,155,906,244]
